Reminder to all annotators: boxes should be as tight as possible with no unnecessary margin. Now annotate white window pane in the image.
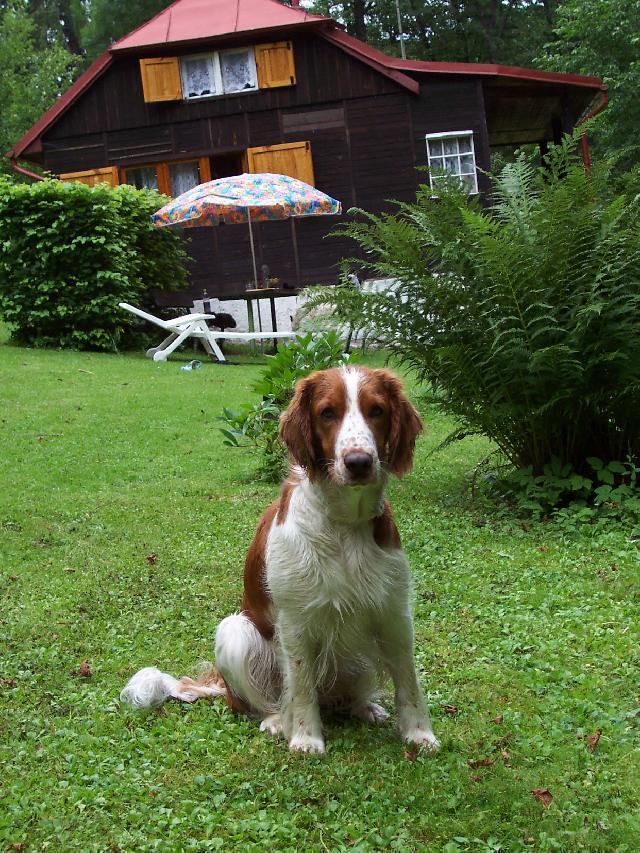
[127,167,158,191]
[183,57,216,98]
[459,154,475,174]
[443,139,457,156]
[428,139,443,156]
[220,50,256,93]
[170,161,201,196]
[460,173,477,192]
[445,156,459,174]
[458,137,472,153]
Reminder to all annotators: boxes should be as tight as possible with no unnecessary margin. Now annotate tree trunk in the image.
[58,0,84,55]
[351,0,367,41]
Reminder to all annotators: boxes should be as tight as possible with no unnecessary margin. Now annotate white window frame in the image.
[180,52,222,100]
[426,130,478,194]
[180,47,258,100]
[218,46,258,94]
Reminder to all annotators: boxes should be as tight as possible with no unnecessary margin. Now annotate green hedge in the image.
[0,178,189,350]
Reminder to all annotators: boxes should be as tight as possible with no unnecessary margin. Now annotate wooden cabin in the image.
[7,0,606,304]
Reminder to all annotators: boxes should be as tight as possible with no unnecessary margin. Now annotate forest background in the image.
[1,0,639,177]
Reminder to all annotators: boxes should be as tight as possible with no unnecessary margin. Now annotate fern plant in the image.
[305,136,640,475]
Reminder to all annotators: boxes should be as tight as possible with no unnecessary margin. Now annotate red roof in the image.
[6,0,606,161]
[323,29,606,93]
[111,0,329,52]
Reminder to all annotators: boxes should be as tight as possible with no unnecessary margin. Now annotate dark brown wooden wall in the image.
[40,33,490,299]
[409,77,492,195]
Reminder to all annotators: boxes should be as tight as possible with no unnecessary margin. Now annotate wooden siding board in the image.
[106,125,173,163]
[208,114,248,150]
[247,110,282,148]
[41,132,107,172]
[347,95,417,210]
[282,106,345,133]
[172,119,208,154]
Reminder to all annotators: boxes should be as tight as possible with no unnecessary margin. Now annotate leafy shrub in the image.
[306,136,640,482]
[0,178,188,350]
[488,456,640,520]
[218,332,350,480]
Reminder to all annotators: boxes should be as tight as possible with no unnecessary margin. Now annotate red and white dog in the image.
[122,366,440,755]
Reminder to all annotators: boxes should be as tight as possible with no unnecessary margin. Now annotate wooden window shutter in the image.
[255,42,296,89]
[246,141,314,186]
[139,57,183,102]
[59,166,120,187]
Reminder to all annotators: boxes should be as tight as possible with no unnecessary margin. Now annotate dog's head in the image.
[279,366,423,485]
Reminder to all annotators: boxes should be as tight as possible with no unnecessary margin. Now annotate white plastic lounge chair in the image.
[119,302,296,363]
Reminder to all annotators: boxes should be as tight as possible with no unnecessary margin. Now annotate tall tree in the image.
[81,0,170,61]
[308,0,556,66]
[539,0,640,167]
[0,3,79,175]
[26,0,86,54]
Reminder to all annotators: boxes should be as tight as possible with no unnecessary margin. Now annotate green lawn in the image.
[1,331,638,851]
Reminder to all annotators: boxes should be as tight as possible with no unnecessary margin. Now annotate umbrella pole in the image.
[247,209,259,289]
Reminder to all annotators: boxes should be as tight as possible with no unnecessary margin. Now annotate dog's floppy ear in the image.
[376,369,423,477]
[280,373,320,476]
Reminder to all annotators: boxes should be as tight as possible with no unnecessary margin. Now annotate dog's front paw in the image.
[289,732,325,754]
[402,728,441,753]
[352,702,390,724]
[259,714,283,737]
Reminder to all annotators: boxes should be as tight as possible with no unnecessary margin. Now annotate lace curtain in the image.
[127,167,158,191]
[220,51,255,93]
[170,161,201,197]
[183,57,216,98]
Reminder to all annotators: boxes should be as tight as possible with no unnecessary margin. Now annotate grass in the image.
[0,329,638,851]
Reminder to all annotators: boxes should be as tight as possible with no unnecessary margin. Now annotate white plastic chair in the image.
[119,302,295,362]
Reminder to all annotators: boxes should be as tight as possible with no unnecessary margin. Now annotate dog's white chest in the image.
[266,485,407,624]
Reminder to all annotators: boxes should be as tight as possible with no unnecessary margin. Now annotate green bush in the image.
[218,332,350,480]
[483,455,640,521]
[306,136,640,479]
[0,178,188,350]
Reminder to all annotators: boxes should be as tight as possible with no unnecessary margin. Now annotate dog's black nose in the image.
[344,451,374,477]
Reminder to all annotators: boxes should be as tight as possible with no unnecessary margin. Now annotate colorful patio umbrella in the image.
[151,172,342,289]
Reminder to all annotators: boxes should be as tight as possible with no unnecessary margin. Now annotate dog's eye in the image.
[369,405,384,418]
[320,407,336,421]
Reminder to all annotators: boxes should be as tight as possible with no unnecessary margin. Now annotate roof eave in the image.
[389,58,606,92]
[320,29,419,95]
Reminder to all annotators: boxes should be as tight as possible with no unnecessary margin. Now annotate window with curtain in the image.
[181,55,218,98]
[426,132,478,193]
[219,49,257,93]
[125,166,159,191]
[170,161,201,196]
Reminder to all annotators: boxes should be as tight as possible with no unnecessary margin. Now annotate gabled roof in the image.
[6,0,606,162]
[111,0,329,52]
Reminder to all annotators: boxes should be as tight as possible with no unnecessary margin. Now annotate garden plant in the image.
[0,178,188,351]
[305,137,640,514]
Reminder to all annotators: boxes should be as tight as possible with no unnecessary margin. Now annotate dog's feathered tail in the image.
[120,665,227,709]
